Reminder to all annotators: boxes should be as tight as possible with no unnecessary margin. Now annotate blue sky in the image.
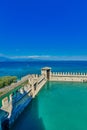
[0,0,87,60]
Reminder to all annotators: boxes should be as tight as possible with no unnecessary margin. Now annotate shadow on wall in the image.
[1,88,31,130]
[0,109,9,130]
[10,95,46,130]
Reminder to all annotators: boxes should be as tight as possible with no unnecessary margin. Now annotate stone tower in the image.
[41,67,51,80]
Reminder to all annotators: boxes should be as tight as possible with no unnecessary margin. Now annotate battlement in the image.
[41,67,87,82]
[50,71,87,82]
[51,72,87,76]
[0,67,87,129]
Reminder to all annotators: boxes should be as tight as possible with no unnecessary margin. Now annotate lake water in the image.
[0,61,87,130]
[11,81,87,130]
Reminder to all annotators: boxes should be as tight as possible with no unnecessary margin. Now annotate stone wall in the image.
[50,72,87,82]
[1,67,87,129]
[0,74,47,129]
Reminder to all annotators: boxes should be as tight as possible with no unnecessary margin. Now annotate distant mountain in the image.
[11,58,42,62]
[0,56,42,62]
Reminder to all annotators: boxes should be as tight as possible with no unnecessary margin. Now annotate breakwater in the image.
[50,72,87,82]
[0,67,87,130]
[42,67,87,82]
[0,73,47,130]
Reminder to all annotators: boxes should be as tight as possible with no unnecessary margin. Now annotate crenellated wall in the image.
[50,72,87,82]
[0,67,87,129]
[0,74,46,129]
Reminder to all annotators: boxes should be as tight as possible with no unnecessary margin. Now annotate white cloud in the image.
[9,55,51,59]
[9,55,87,61]
[0,53,87,61]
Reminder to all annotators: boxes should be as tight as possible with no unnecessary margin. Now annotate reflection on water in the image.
[11,96,46,130]
[10,82,87,130]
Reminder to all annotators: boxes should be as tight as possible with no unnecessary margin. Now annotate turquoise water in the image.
[0,61,87,130]
[11,82,87,130]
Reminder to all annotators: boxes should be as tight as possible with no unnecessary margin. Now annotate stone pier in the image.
[0,72,47,130]
[0,67,87,130]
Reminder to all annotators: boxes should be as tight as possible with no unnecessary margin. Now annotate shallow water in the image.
[0,61,87,130]
[11,82,87,130]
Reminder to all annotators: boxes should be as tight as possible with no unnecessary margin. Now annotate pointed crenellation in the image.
[1,67,87,130]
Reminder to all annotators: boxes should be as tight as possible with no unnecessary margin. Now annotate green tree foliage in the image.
[0,76,17,89]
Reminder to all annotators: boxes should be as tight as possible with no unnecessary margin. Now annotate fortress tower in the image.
[41,67,51,80]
